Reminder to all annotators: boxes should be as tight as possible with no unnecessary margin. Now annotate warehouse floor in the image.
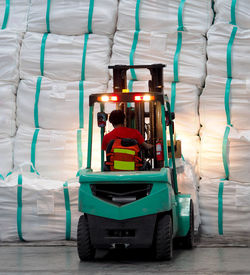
[1,242,250,274]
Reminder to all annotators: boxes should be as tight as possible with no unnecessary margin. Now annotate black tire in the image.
[183,199,194,249]
[77,215,95,261]
[154,214,173,261]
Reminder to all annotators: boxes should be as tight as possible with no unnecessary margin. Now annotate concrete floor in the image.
[1,245,250,274]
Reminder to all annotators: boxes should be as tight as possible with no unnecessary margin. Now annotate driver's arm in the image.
[141,142,154,150]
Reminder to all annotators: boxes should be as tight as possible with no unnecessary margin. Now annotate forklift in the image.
[77,64,194,261]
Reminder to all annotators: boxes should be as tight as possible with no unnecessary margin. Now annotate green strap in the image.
[63,182,71,240]
[30,129,40,173]
[177,0,186,31]
[218,180,224,235]
[46,0,51,33]
[128,80,134,92]
[222,126,230,180]
[77,129,83,169]
[129,30,140,80]
[129,0,141,80]
[17,174,24,241]
[34,77,43,128]
[173,32,183,82]
[1,0,10,29]
[0,174,4,180]
[170,82,176,113]
[87,0,95,34]
[227,26,237,78]
[224,78,232,126]
[40,33,48,76]
[79,81,84,128]
[81,34,89,81]
[230,0,237,25]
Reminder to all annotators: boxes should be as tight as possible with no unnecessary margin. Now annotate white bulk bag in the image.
[14,126,101,180]
[199,128,250,182]
[117,0,213,35]
[176,159,200,230]
[110,31,206,87]
[20,32,111,82]
[0,171,81,241]
[108,80,200,135]
[0,138,13,177]
[201,76,250,131]
[109,81,200,135]
[215,0,250,30]
[0,30,21,84]
[199,178,250,236]
[27,0,117,36]
[17,78,107,130]
[207,23,250,80]
[0,0,29,32]
[0,83,16,137]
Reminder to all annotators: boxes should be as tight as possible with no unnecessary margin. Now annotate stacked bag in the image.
[0,0,28,178]
[199,0,250,235]
[15,0,118,180]
[110,0,213,167]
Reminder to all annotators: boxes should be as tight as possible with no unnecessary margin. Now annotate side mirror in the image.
[97,112,108,128]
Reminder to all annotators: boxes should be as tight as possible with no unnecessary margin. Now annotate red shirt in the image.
[102,127,145,150]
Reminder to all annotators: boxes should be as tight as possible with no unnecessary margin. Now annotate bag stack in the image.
[110,0,213,168]
[199,0,250,236]
[15,0,118,180]
[0,0,28,178]
[0,169,80,241]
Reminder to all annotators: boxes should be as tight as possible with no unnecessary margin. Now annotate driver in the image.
[102,110,153,151]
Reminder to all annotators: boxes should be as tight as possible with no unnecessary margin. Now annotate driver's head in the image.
[109,110,125,127]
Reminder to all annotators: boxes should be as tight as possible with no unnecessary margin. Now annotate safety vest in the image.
[106,139,142,171]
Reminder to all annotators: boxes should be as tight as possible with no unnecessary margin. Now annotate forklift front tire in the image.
[77,215,96,261]
[154,214,173,261]
[183,199,194,249]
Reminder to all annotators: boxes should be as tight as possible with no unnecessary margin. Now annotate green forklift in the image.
[77,64,194,261]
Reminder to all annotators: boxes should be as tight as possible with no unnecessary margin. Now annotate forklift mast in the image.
[108,64,166,169]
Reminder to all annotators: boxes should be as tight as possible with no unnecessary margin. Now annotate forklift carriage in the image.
[77,64,194,261]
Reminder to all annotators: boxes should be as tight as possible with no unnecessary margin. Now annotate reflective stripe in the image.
[218,180,224,235]
[30,129,40,173]
[114,148,135,155]
[227,27,237,78]
[46,0,51,33]
[17,174,24,241]
[77,129,83,169]
[177,0,186,31]
[34,77,43,128]
[129,0,141,80]
[173,32,182,82]
[40,33,48,76]
[88,0,95,34]
[230,0,237,26]
[170,82,176,113]
[114,160,135,171]
[1,0,10,29]
[63,182,71,240]
[79,80,84,129]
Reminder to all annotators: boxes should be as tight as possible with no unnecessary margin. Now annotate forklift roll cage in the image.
[86,64,178,195]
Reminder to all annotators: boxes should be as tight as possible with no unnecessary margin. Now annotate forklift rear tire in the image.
[154,214,173,261]
[77,215,95,261]
[183,199,194,249]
